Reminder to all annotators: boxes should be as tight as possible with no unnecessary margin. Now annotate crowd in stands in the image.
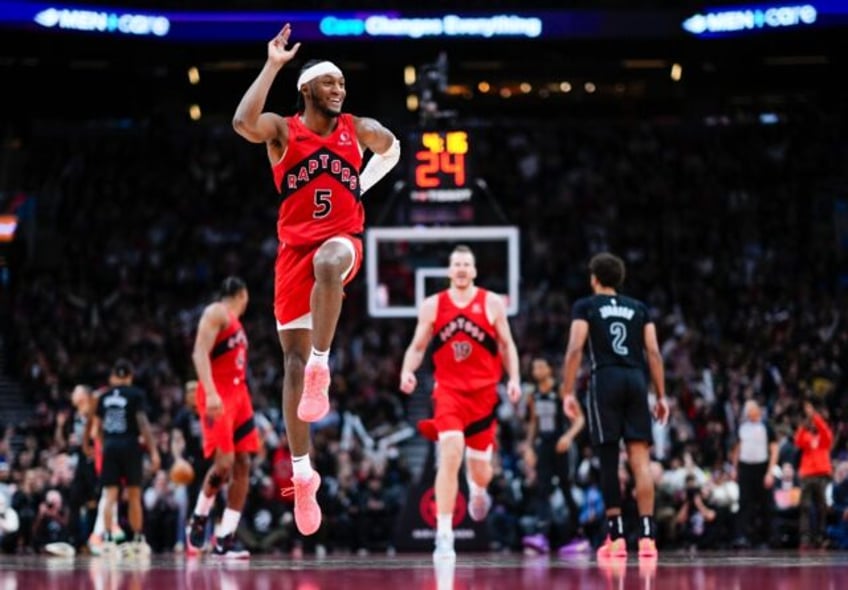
[0,101,846,555]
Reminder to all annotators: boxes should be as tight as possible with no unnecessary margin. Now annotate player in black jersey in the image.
[561,253,668,561]
[522,357,585,555]
[92,359,160,557]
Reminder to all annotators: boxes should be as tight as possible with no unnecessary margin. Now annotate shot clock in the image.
[407,129,475,224]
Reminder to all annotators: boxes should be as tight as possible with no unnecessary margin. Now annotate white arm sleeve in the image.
[359,137,400,195]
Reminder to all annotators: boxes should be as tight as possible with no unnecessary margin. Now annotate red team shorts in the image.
[432,383,499,452]
[274,235,364,327]
[198,387,260,458]
[94,437,103,476]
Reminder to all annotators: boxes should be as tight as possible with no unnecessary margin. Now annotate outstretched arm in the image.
[355,117,400,194]
[399,296,437,394]
[232,23,299,146]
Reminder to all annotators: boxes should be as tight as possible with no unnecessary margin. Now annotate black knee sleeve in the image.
[209,473,224,488]
[597,444,621,511]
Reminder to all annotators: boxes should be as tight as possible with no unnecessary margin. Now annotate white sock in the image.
[292,454,314,480]
[437,514,453,537]
[194,492,215,517]
[111,503,119,532]
[217,508,241,537]
[308,347,329,367]
[93,492,107,535]
[468,479,486,498]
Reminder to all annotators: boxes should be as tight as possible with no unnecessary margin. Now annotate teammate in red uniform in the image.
[233,23,400,536]
[186,277,259,558]
[400,245,522,560]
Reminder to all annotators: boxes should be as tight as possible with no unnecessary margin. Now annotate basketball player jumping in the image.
[233,23,400,536]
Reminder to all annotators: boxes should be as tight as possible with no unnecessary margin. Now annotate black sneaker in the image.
[212,533,250,559]
[186,514,208,554]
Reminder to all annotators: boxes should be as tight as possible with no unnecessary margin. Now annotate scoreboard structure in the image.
[406,129,475,225]
[365,126,519,319]
[365,225,520,319]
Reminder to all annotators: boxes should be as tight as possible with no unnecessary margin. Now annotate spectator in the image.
[0,491,20,554]
[771,462,801,548]
[826,461,848,549]
[675,474,718,550]
[143,471,179,553]
[576,467,605,548]
[31,489,71,553]
[703,465,739,548]
[11,469,43,550]
[0,460,12,507]
[794,400,833,549]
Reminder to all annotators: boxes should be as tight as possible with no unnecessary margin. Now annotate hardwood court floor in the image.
[1,550,847,589]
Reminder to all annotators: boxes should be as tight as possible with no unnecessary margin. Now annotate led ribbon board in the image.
[1,1,845,41]
[0,2,675,42]
[682,1,848,37]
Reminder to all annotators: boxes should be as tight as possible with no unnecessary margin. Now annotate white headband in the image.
[296,61,343,89]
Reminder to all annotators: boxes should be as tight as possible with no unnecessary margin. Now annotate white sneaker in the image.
[100,540,118,558]
[134,539,152,559]
[433,532,456,561]
[120,538,152,560]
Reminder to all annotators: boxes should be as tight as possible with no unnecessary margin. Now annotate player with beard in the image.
[400,245,522,560]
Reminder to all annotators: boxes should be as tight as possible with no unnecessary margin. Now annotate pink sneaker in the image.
[596,535,628,560]
[283,472,322,536]
[297,363,331,422]
[638,537,658,560]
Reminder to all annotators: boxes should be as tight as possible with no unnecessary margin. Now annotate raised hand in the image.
[268,23,301,67]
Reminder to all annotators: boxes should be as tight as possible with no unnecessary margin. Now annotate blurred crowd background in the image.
[1,0,847,558]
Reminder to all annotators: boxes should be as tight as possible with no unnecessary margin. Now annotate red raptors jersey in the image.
[431,288,503,391]
[198,310,248,402]
[272,113,364,247]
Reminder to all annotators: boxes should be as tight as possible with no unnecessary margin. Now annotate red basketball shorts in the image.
[431,383,499,451]
[94,437,103,476]
[198,388,260,458]
[274,235,363,328]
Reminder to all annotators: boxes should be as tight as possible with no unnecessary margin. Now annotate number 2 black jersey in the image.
[571,294,651,370]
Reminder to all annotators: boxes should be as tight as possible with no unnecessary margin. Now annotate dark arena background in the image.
[1,0,847,588]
